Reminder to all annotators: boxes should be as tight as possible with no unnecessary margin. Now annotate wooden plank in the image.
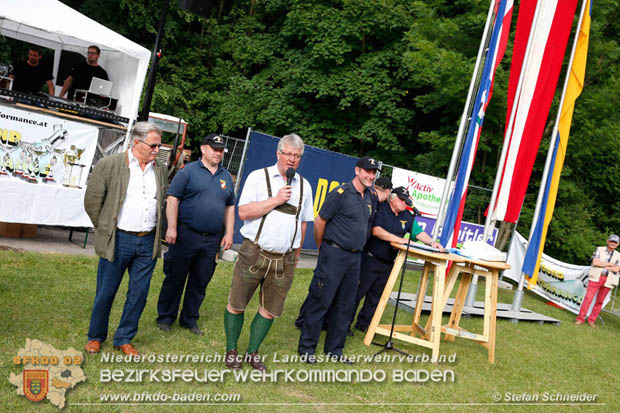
[15,103,127,131]
[442,326,487,342]
[364,249,406,346]
[411,262,431,332]
[374,327,433,350]
[489,269,499,363]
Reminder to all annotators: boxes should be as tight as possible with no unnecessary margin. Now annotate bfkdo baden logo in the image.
[10,339,87,409]
[23,370,49,402]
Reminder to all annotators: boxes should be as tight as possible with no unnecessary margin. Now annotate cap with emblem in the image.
[392,186,413,206]
[201,133,225,149]
[375,177,392,190]
[608,234,619,243]
[356,156,379,170]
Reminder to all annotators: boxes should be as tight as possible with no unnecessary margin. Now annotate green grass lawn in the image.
[1,249,619,412]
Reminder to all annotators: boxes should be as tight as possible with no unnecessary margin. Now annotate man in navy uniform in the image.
[350,186,442,333]
[156,134,235,336]
[297,156,378,364]
[294,175,393,330]
[373,176,393,203]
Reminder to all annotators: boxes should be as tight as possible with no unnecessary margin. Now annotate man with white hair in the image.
[224,133,314,370]
[350,186,442,333]
[83,122,167,356]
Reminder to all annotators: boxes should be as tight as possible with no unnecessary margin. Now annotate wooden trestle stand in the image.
[363,242,510,363]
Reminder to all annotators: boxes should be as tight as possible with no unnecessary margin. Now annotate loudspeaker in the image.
[178,0,215,19]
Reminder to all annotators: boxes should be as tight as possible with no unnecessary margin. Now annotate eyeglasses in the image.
[137,139,161,149]
[279,150,301,160]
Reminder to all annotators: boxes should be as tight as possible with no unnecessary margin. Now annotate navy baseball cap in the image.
[356,156,379,170]
[392,186,413,206]
[375,177,392,190]
[201,133,225,149]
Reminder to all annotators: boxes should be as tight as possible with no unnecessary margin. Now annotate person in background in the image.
[575,234,620,327]
[10,46,55,95]
[59,45,108,99]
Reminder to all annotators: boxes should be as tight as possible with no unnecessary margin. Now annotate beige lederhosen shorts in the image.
[228,239,296,317]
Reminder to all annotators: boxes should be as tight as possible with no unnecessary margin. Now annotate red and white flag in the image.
[492,0,578,223]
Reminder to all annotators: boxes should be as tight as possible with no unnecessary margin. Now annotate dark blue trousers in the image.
[298,243,361,357]
[157,225,219,328]
[351,253,393,330]
[87,231,156,346]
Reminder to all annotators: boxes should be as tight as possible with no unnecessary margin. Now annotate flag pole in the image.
[433,0,498,239]
[470,0,546,308]
[483,1,546,242]
[511,0,589,313]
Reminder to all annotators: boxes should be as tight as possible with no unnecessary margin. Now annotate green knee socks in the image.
[224,309,244,352]
[247,312,274,354]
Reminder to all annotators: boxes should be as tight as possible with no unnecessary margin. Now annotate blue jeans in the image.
[87,230,157,346]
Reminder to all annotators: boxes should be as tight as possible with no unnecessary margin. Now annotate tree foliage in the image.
[45,0,618,263]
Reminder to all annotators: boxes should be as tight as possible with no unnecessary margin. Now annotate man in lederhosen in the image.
[224,134,314,370]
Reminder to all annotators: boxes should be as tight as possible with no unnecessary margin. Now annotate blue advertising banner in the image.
[416,216,498,246]
[233,131,359,249]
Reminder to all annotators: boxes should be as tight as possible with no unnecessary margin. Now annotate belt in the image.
[117,228,155,237]
[366,251,392,264]
[323,239,359,253]
[182,223,218,237]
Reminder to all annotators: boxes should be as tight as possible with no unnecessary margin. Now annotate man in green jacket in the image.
[83,121,167,356]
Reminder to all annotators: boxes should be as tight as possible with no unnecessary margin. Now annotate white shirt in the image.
[117,149,158,232]
[239,164,314,253]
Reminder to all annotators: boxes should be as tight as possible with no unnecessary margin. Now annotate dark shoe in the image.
[225,349,242,369]
[84,340,101,354]
[245,352,266,371]
[158,322,171,332]
[301,353,316,364]
[346,328,354,337]
[187,326,204,336]
[114,343,139,356]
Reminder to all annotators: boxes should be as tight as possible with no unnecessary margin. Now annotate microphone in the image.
[412,206,421,217]
[286,167,295,185]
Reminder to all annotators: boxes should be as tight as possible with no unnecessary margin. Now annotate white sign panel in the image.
[505,232,609,315]
[0,105,98,227]
[391,167,452,218]
[0,106,98,187]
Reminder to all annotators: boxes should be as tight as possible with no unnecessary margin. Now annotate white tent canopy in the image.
[0,0,150,121]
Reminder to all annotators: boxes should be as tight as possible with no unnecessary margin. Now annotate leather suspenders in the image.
[254,167,304,252]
